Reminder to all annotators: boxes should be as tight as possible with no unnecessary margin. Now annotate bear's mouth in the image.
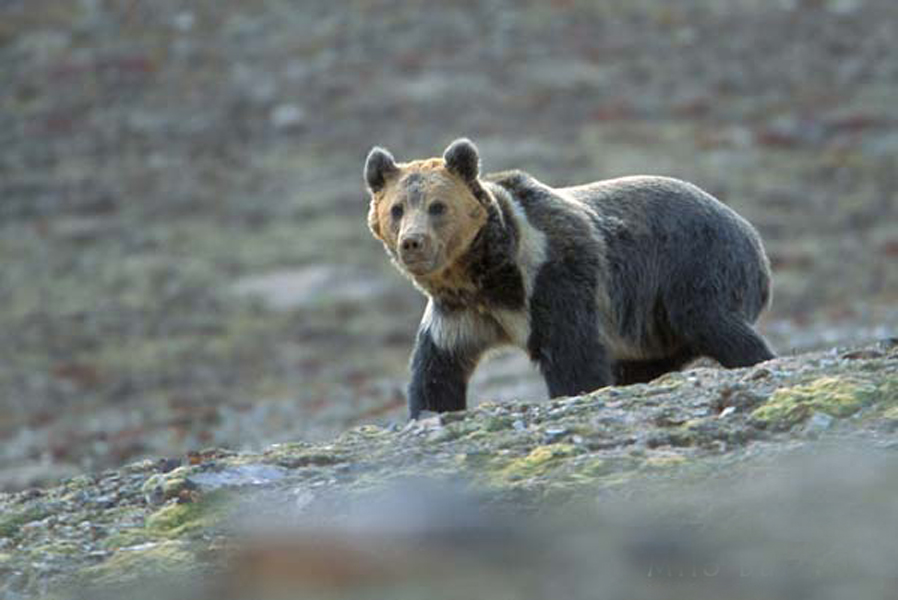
[401,255,439,276]
[398,241,443,277]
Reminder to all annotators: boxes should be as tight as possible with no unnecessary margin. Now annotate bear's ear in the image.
[364,146,399,193]
[443,138,480,183]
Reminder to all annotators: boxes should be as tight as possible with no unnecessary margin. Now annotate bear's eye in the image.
[428,202,446,217]
[390,205,404,220]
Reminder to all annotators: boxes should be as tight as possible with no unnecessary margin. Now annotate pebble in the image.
[804,412,835,435]
[187,464,288,491]
[157,458,183,473]
[544,428,569,443]
[173,11,195,32]
[840,349,884,360]
[294,490,315,511]
[91,494,117,509]
[414,415,443,432]
[270,103,306,129]
[745,368,773,381]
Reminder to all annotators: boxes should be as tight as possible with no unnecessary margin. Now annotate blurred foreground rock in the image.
[1,342,897,600]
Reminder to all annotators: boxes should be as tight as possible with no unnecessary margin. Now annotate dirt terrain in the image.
[2,0,897,490]
[1,343,897,598]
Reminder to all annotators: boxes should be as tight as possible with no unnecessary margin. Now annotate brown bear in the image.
[365,138,774,418]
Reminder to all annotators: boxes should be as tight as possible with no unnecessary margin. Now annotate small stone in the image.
[840,349,884,360]
[270,103,306,129]
[746,367,773,381]
[51,216,116,243]
[416,415,442,431]
[827,0,861,14]
[804,412,835,435]
[177,488,202,504]
[173,11,195,31]
[157,458,182,473]
[713,389,765,413]
[20,519,49,534]
[440,411,467,424]
[92,494,117,509]
[123,459,157,474]
[294,491,315,511]
[544,428,569,443]
[187,464,288,491]
[513,420,527,432]
[187,448,235,465]
[19,488,44,502]
[141,474,167,505]
[654,410,687,427]
[719,406,736,418]
[427,429,455,443]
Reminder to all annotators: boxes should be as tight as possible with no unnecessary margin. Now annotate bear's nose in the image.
[400,233,431,255]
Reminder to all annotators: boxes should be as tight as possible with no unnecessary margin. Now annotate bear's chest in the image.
[427,262,526,312]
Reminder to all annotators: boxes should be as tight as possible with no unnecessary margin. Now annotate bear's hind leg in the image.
[680,313,774,368]
[613,351,696,385]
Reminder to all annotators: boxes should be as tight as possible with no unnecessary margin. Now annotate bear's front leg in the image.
[530,327,612,397]
[527,289,612,398]
[407,326,482,419]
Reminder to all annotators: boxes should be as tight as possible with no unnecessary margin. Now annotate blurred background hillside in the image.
[1,0,896,491]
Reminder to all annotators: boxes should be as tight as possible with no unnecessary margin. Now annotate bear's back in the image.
[486,169,771,324]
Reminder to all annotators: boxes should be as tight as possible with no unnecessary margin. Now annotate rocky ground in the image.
[0,342,896,599]
[2,1,897,491]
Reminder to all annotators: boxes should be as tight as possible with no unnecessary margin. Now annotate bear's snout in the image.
[400,233,429,253]
[399,233,435,271]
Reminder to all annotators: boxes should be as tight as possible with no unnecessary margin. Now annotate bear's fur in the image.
[365,138,775,418]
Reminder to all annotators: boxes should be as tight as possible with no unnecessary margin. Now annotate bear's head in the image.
[364,138,490,281]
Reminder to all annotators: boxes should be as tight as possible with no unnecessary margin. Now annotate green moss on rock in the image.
[99,529,153,552]
[0,505,50,538]
[567,457,612,482]
[79,541,194,586]
[146,496,225,537]
[141,468,193,502]
[866,377,898,422]
[751,377,876,430]
[264,445,347,469]
[644,453,689,469]
[500,444,580,482]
